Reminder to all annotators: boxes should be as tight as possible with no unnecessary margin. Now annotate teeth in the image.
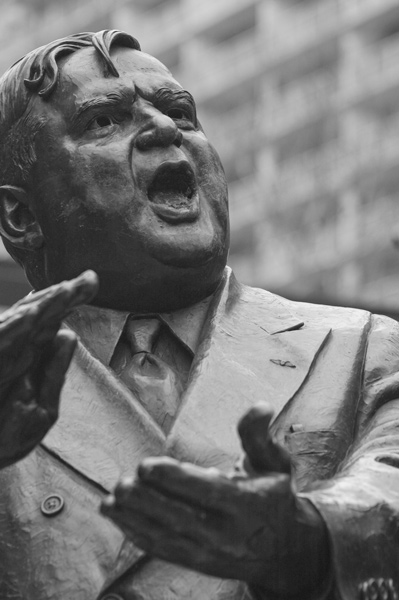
[148,163,196,202]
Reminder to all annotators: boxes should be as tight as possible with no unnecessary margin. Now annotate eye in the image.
[166,108,191,121]
[87,115,116,130]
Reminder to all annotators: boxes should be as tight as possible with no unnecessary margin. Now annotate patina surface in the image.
[0,31,397,600]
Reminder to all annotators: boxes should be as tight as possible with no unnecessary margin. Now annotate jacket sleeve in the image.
[303,313,399,600]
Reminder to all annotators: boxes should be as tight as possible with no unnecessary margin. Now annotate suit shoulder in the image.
[239,282,374,329]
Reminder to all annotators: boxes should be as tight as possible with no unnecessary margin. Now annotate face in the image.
[28,47,229,311]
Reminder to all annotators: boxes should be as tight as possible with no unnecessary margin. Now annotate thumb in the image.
[237,403,291,475]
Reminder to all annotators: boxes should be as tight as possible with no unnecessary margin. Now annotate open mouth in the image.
[148,161,199,223]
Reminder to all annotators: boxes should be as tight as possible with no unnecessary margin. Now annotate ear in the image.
[0,185,44,250]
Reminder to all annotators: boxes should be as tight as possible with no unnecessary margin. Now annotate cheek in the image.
[186,133,223,171]
[185,135,228,201]
[198,143,229,223]
[68,144,133,210]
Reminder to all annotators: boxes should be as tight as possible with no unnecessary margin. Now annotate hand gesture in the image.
[101,404,330,597]
[0,270,98,468]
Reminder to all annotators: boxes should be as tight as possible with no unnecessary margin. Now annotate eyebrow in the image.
[153,87,198,124]
[71,89,134,128]
[154,87,196,108]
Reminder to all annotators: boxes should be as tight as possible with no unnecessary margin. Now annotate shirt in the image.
[64,294,213,368]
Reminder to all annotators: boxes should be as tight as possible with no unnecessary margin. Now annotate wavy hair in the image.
[22,30,140,99]
[0,30,141,267]
[0,30,140,184]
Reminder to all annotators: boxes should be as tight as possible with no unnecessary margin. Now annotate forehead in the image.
[48,46,182,113]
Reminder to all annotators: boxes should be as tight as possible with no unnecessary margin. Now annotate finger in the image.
[238,404,291,475]
[102,499,209,569]
[0,270,97,323]
[36,329,77,417]
[11,270,98,311]
[102,500,243,581]
[0,322,74,389]
[0,305,42,352]
[0,271,98,351]
[32,270,99,335]
[137,457,240,510]
[0,382,54,464]
[105,478,225,541]
[0,332,77,465]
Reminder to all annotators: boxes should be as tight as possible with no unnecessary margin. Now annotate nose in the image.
[135,108,183,151]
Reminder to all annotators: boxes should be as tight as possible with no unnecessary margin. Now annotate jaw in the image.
[91,252,228,313]
[98,218,230,312]
[37,214,229,313]
[143,211,228,269]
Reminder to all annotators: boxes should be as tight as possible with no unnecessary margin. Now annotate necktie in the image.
[110,316,188,434]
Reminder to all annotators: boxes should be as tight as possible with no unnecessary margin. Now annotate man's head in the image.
[0,31,229,312]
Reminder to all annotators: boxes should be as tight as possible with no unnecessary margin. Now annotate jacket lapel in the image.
[42,341,165,492]
[41,312,167,587]
[166,269,331,471]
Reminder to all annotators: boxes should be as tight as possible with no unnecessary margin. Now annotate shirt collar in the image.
[64,295,212,365]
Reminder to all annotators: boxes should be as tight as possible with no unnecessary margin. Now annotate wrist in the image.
[291,496,331,594]
[251,496,331,599]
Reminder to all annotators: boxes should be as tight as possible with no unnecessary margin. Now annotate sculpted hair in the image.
[0,30,140,265]
[0,30,140,185]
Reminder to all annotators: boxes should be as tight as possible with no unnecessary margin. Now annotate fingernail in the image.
[138,457,173,481]
[101,495,116,511]
[114,476,135,502]
[77,270,98,287]
[80,270,98,281]
[138,462,151,480]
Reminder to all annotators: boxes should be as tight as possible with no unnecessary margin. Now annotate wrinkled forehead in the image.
[45,46,183,116]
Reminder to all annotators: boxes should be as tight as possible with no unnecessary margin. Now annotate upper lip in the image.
[147,160,197,202]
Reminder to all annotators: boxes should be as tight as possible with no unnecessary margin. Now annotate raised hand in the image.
[0,270,98,468]
[101,403,330,597]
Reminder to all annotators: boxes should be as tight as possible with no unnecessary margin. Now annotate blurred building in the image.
[1,0,399,317]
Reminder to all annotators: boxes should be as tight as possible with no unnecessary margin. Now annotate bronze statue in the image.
[0,30,398,600]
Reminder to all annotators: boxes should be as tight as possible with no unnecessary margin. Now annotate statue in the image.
[0,30,398,600]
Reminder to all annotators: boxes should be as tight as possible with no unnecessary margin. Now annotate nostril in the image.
[135,121,183,151]
[173,130,183,148]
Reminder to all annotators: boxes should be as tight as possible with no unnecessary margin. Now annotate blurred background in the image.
[1,0,399,318]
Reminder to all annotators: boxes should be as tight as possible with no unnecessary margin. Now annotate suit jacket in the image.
[0,267,399,600]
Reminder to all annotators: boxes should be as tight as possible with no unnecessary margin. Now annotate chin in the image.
[93,245,229,313]
[155,240,221,269]
[144,215,229,269]
[135,222,230,310]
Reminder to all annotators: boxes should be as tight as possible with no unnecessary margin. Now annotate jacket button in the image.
[289,423,304,433]
[40,494,64,517]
